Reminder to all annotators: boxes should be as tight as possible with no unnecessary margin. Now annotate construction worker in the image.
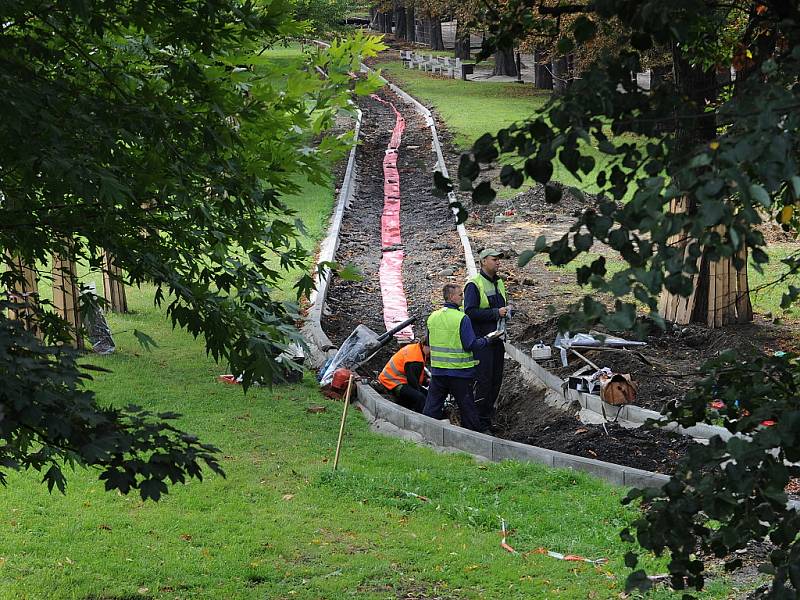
[423,283,498,432]
[378,336,430,412]
[464,248,508,431]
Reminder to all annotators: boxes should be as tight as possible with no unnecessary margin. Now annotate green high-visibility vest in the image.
[427,307,478,369]
[467,273,507,309]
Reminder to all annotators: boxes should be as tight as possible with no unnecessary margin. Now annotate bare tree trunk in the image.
[381,11,393,34]
[454,21,470,59]
[493,46,517,76]
[394,3,406,39]
[428,17,444,50]
[405,6,415,41]
[658,45,751,327]
[551,56,568,95]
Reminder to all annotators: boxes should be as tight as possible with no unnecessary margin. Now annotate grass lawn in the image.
[0,48,746,600]
[544,243,800,319]
[374,60,644,200]
[0,260,742,599]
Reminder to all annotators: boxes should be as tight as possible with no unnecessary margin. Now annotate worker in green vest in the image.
[464,248,509,431]
[423,283,499,432]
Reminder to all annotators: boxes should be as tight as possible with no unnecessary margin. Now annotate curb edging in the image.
[356,382,670,489]
[303,51,669,491]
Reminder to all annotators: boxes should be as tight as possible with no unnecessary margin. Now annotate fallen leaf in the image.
[180,533,192,541]
[575,428,588,434]
[282,494,295,501]
[98,524,112,531]
[137,588,149,595]
[588,449,598,457]
[306,405,327,414]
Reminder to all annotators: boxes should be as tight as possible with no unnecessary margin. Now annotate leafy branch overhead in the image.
[436,0,800,595]
[0,2,383,497]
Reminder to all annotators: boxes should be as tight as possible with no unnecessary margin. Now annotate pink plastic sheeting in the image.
[371,94,413,340]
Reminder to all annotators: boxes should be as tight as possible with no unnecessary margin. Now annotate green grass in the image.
[0,269,741,598]
[0,46,746,600]
[375,60,644,200]
[0,180,746,600]
[545,244,800,318]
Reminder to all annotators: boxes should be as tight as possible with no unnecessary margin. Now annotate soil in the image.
[320,66,800,477]
[493,365,690,473]
[321,91,464,375]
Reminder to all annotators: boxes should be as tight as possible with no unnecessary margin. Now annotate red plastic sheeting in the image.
[371,94,413,340]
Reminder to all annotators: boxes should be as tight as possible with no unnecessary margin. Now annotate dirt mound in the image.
[494,366,690,473]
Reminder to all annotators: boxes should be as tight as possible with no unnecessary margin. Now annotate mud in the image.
[493,366,690,473]
[322,91,464,375]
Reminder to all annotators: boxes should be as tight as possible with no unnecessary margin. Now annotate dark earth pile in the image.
[322,91,463,375]
[493,366,690,474]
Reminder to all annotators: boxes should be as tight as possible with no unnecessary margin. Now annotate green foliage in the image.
[433,0,800,595]
[0,278,740,598]
[0,2,383,497]
[292,0,359,35]
[623,352,800,597]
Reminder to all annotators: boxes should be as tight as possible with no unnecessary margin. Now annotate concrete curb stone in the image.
[303,61,669,492]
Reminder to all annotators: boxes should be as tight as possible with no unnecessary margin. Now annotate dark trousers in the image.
[423,375,482,432]
[391,384,427,413]
[474,343,504,429]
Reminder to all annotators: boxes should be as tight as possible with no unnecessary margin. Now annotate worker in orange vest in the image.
[378,336,431,412]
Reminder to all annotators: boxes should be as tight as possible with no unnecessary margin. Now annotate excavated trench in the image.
[321,87,694,475]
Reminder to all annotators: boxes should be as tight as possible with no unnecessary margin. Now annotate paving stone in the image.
[623,467,670,490]
[403,411,444,446]
[492,438,555,467]
[356,384,378,415]
[374,397,406,428]
[552,452,626,486]
[442,426,493,459]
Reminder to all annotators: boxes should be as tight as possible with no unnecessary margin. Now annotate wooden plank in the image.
[735,246,753,322]
[102,251,128,313]
[707,255,717,327]
[52,254,84,350]
[5,253,39,332]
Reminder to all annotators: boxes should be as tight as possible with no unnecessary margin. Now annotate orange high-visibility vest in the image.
[378,343,426,391]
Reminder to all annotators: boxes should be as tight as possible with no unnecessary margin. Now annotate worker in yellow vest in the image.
[423,283,500,432]
[464,248,508,431]
[378,336,430,412]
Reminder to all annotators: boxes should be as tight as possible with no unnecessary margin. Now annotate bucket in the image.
[331,368,352,393]
[531,343,552,360]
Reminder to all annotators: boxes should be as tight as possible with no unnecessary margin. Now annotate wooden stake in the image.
[735,245,753,323]
[102,252,128,313]
[5,253,40,334]
[333,373,355,471]
[52,253,84,350]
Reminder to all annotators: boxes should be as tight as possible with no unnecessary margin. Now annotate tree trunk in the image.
[657,46,751,327]
[428,17,444,50]
[454,22,470,59]
[551,56,568,95]
[394,3,406,39]
[369,7,377,30]
[381,12,393,34]
[493,46,517,76]
[405,6,415,41]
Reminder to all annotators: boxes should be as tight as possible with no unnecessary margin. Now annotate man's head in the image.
[419,333,430,362]
[479,248,502,277]
[442,283,463,306]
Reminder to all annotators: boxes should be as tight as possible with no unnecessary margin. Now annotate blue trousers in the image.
[423,375,482,432]
[474,343,504,429]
